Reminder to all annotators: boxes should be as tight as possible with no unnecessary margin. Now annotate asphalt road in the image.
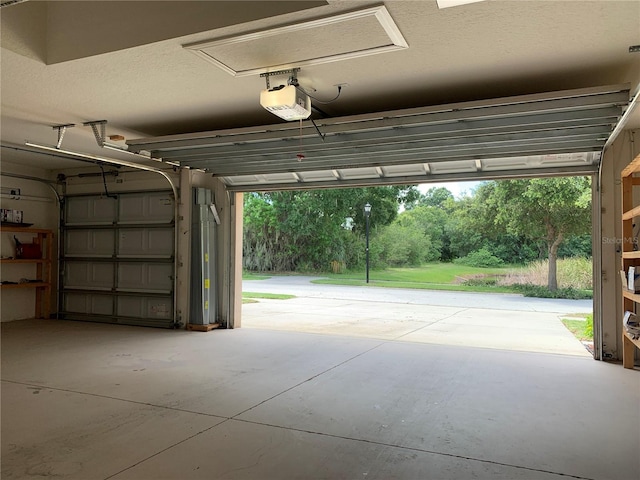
[242,275,593,314]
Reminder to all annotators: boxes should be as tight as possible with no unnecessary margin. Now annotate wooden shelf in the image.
[623,331,640,369]
[0,226,53,319]
[622,289,640,302]
[622,205,640,220]
[621,153,640,368]
[1,258,50,264]
[0,226,52,234]
[623,330,640,348]
[621,155,640,177]
[0,282,50,289]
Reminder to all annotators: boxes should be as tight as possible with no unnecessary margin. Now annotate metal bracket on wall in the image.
[209,204,221,225]
[83,120,108,147]
[259,68,300,90]
[52,124,75,149]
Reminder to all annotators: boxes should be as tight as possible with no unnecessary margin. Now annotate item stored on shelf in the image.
[628,266,640,293]
[1,209,23,223]
[13,236,41,259]
[623,311,640,340]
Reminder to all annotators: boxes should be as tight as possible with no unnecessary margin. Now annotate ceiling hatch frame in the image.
[183,5,408,77]
[127,84,630,191]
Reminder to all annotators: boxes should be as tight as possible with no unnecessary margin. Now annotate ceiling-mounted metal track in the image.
[0,0,29,8]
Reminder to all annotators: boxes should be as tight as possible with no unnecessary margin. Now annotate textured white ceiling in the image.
[1,0,639,171]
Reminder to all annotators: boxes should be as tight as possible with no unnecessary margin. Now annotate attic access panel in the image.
[183,5,407,77]
[127,85,629,190]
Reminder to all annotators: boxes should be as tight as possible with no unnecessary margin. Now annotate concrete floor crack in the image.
[231,341,387,419]
[233,418,598,480]
[390,308,470,341]
[0,379,227,419]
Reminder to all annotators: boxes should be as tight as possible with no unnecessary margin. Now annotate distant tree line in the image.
[243,177,592,290]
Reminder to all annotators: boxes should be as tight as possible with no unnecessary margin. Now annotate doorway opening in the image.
[241,177,594,357]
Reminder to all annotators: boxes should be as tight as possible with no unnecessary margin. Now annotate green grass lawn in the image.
[561,314,593,341]
[329,264,508,283]
[242,292,295,300]
[243,272,271,280]
[311,263,516,293]
[242,291,295,304]
[244,263,591,298]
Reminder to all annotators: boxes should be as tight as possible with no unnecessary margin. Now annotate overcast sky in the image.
[417,181,482,199]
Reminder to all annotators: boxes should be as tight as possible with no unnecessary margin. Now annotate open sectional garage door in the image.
[127,85,629,189]
[60,191,177,328]
[123,85,630,352]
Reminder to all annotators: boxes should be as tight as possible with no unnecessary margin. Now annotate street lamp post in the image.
[364,203,371,284]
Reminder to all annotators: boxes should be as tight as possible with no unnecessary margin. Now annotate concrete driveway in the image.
[242,276,593,357]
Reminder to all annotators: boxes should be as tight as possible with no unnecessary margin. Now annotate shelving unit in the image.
[0,226,53,319]
[620,153,640,369]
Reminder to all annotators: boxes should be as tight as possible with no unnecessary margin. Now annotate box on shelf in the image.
[627,266,640,293]
[13,236,41,259]
[1,209,23,223]
[623,311,640,339]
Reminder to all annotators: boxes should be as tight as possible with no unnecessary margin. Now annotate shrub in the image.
[499,257,592,290]
[557,256,593,289]
[454,248,504,268]
[585,313,594,338]
[374,225,431,267]
[511,284,592,299]
[334,232,366,269]
[463,277,498,287]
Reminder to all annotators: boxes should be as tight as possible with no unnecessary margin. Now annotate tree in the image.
[374,224,431,267]
[446,183,539,264]
[395,205,448,261]
[446,186,496,260]
[419,187,454,209]
[489,177,591,290]
[243,186,420,272]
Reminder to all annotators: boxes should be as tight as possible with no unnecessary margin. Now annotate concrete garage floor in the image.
[2,319,639,480]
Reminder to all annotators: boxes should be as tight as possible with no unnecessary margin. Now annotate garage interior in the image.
[1,1,639,479]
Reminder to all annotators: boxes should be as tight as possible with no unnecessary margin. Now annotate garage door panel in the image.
[118,228,174,258]
[117,296,173,320]
[129,87,628,155]
[62,192,176,328]
[66,196,117,225]
[207,141,604,178]
[119,192,174,224]
[126,85,628,189]
[117,263,173,293]
[164,123,614,162]
[64,261,114,290]
[430,160,478,174]
[65,230,115,257]
[64,292,113,316]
